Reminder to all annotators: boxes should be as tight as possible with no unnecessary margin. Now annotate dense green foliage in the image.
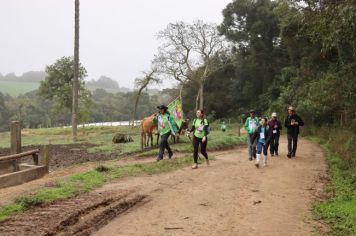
[182,0,355,126]
[305,128,356,235]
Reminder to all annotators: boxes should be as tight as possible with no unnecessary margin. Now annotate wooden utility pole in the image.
[72,0,80,142]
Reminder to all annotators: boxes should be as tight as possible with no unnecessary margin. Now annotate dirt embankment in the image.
[0,143,113,170]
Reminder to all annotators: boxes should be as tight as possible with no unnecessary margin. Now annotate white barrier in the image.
[63,120,142,128]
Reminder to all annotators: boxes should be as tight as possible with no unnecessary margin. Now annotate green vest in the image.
[193,118,208,138]
[158,113,171,136]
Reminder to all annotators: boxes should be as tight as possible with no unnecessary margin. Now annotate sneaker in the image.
[206,159,210,167]
[249,157,253,161]
[287,154,291,158]
[191,164,198,169]
[156,157,162,162]
[168,153,173,159]
[275,152,279,156]
[292,153,296,157]
[263,162,267,167]
[255,162,259,168]
[271,153,274,157]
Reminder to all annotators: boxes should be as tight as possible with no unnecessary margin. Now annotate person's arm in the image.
[284,117,290,128]
[251,128,258,143]
[244,118,249,132]
[168,116,178,135]
[297,115,304,126]
[188,119,196,133]
[203,119,209,136]
[278,120,282,130]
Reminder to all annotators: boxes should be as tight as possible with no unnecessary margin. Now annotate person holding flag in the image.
[156,105,178,161]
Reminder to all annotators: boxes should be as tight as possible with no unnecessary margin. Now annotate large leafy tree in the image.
[38,56,89,116]
[218,0,286,111]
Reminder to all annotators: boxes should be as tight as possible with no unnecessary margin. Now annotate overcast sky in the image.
[0,0,231,89]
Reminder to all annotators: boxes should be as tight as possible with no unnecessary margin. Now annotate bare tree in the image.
[156,20,224,109]
[72,0,80,141]
[132,67,160,125]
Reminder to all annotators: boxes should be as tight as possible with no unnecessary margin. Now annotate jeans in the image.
[256,142,268,156]
[247,134,257,159]
[287,133,298,155]
[269,133,280,155]
[158,133,172,160]
[193,136,208,164]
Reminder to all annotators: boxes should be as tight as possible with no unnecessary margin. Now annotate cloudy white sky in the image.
[0,0,231,89]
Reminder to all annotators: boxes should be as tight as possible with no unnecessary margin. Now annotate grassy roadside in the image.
[306,136,356,235]
[0,155,199,222]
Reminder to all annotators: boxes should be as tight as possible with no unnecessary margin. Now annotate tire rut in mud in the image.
[0,191,148,236]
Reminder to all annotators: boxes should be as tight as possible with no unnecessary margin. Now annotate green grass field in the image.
[0,123,246,156]
[0,81,40,96]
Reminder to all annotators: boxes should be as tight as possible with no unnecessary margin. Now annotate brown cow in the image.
[140,114,159,149]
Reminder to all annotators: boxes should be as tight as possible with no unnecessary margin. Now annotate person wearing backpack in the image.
[187,109,210,169]
[156,105,178,161]
[244,110,259,161]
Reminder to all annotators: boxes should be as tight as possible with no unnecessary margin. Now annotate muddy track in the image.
[0,191,148,236]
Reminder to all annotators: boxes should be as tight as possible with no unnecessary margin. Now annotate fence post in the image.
[10,121,21,171]
[237,124,241,137]
[40,145,50,172]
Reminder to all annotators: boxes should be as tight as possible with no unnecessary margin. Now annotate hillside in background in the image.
[85,75,132,93]
[0,71,46,82]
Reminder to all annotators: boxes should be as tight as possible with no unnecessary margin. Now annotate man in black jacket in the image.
[284,106,304,158]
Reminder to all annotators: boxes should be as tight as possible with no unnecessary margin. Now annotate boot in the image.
[263,155,268,166]
[255,154,260,168]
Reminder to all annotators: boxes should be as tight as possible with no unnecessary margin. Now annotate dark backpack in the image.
[193,118,210,135]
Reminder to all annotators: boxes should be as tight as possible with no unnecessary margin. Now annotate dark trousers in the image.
[269,133,280,155]
[193,136,208,164]
[287,133,298,155]
[158,133,172,159]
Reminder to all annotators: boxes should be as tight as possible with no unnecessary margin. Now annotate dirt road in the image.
[0,137,327,235]
[94,137,327,236]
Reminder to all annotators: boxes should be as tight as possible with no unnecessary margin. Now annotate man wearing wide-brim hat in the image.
[156,105,178,161]
[284,106,304,158]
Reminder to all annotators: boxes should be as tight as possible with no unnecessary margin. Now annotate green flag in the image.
[168,98,184,128]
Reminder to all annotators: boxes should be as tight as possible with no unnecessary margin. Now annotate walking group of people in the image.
[155,104,303,170]
[245,106,304,168]
[155,105,209,169]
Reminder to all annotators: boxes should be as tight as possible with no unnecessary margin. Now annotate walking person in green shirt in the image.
[187,109,210,169]
[244,110,259,161]
[156,105,178,161]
